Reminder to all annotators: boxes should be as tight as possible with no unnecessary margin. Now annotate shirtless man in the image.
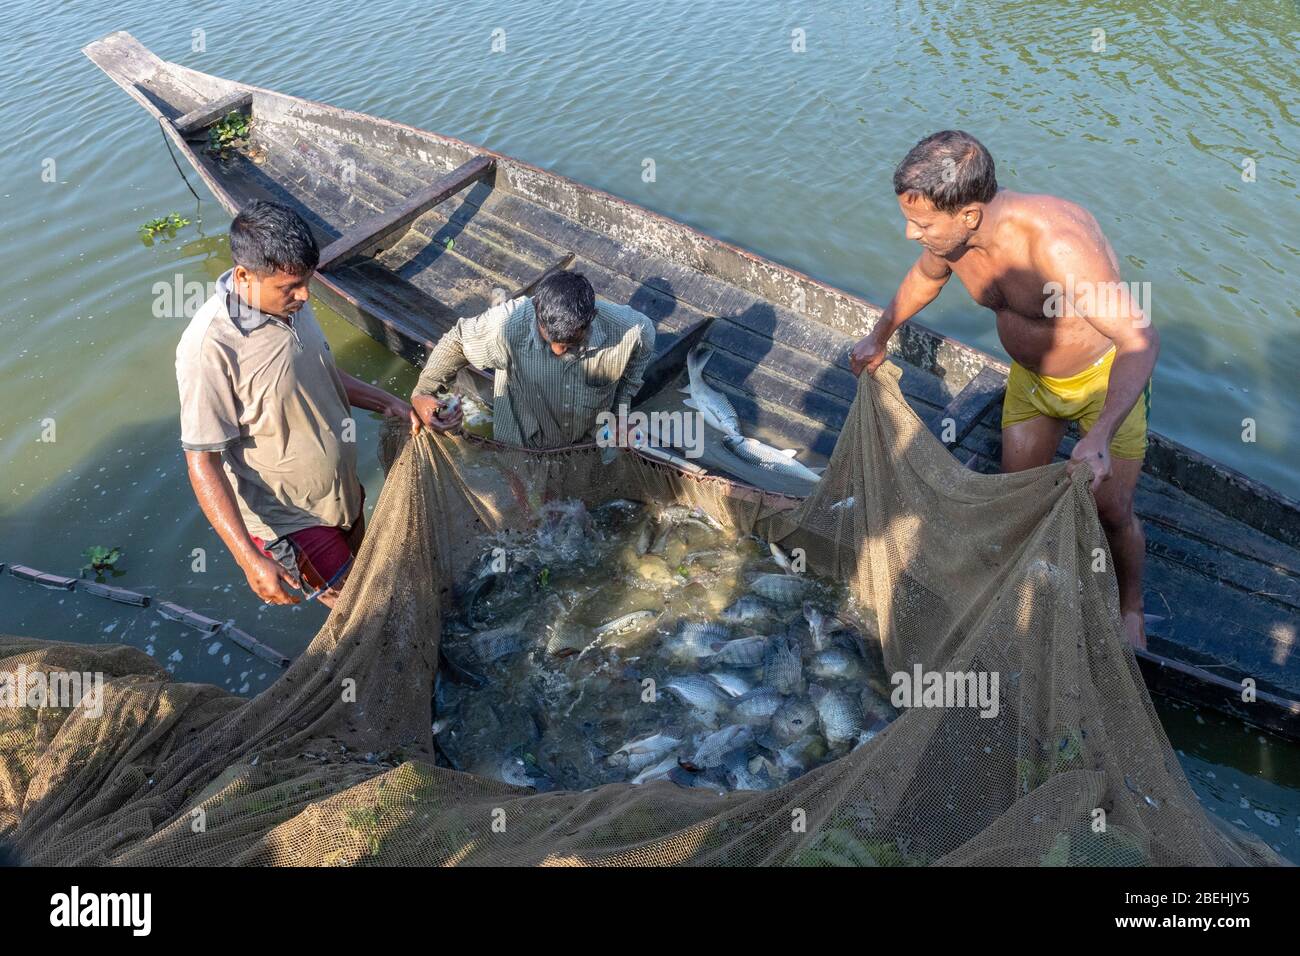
[850,131,1158,649]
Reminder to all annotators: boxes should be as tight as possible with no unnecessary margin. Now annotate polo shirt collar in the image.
[216,269,282,334]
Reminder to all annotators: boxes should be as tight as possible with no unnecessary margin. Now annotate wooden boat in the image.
[84,32,1300,737]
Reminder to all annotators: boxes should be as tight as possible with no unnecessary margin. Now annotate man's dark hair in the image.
[893,131,997,213]
[532,271,597,344]
[230,200,320,276]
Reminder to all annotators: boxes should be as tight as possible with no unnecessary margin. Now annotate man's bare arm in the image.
[1039,234,1159,482]
[184,450,301,605]
[850,250,952,376]
[338,370,419,430]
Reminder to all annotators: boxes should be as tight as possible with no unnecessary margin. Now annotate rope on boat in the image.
[157,116,204,204]
[0,560,290,669]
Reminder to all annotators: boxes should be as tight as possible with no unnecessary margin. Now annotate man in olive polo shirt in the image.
[177,200,425,609]
[411,271,655,447]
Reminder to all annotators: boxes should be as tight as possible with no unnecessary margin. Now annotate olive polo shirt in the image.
[175,270,362,542]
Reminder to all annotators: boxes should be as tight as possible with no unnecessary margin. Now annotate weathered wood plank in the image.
[508,252,576,300]
[318,155,496,270]
[173,90,252,137]
[932,366,1005,449]
[638,317,714,402]
[1136,649,1300,740]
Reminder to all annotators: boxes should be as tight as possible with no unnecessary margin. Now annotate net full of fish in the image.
[434,497,896,794]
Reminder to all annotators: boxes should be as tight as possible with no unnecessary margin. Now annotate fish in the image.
[802,602,837,651]
[483,752,554,791]
[750,573,809,606]
[769,542,798,573]
[609,733,682,773]
[667,765,729,792]
[459,392,494,435]
[767,697,818,745]
[723,748,773,791]
[721,435,822,483]
[720,594,777,626]
[809,683,866,747]
[437,648,487,688]
[707,670,754,698]
[733,686,783,724]
[763,634,804,695]
[829,496,855,512]
[707,636,769,668]
[773,734,827,776]
[631,754,680,784]
[459,569,500,627]
[663,620,731,659]
[663,675,733,713]
[633,517,655,556]
[680,346,741,438]
[594,610,661,640]
[682,725,754,770]
[614,732,682,758]
[808,647,863,681]
[470,621,525,664]
[647,520,676,555]
[545,621,591,657]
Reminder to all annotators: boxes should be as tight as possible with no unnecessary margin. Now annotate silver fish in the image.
[769,542,797,573]
[809,683,866,746]
[763,634,804,695]
[611,732,682,773]
[634,517,655,556]
[647,521,675,555]
[664,675,733,713]
[707,636,769,668]
[631,754,680,784]
[768,696,818,745]
[829,496,855,512]
[720,594,776,625]
[734,686,783,724]
[750,573,809,606]
[680,346,741,438]
[664,621,730,659]
[707,670,754,698]
[614,732,683,757]
[802,602,836,651]
[808,647,863,681]
[774,733,827,775]
[684,725,754,770]
[594,610,661,639]
[470,622,524,663]
[460,570,500,627]
[723,748,772,791]
[721,435,822,483]
[487,752,553,791]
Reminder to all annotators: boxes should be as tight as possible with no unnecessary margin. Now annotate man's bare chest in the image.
[950,257,1049,320]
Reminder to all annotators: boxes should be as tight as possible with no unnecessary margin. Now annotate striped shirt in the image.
[414,296,656,448]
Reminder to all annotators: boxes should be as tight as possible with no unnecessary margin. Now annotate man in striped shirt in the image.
[412,272,656,448]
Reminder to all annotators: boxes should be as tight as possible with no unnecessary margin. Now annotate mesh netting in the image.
[0,364,1278,865]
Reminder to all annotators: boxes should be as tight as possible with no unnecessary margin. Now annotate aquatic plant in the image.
[208,109,251,154]
[81,545,123,580]
[138,213,190,242]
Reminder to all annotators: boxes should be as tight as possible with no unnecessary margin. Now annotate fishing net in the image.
[0,364,1278,866]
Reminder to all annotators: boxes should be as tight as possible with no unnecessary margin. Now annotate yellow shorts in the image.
[1001,348,1151,460]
